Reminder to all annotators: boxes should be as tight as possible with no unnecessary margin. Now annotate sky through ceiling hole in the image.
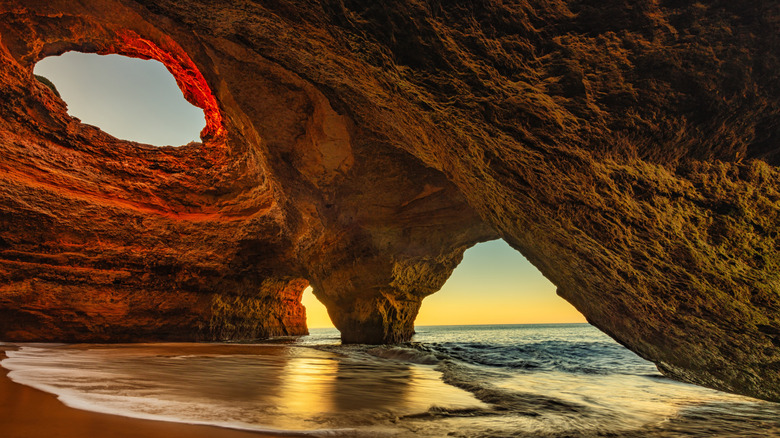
[301,239,586,329]
[34,52,205,147]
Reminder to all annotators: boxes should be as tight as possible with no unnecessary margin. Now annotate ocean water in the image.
[2,324,779,437]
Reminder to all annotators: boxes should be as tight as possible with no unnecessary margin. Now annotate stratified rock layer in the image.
[0,0,778,401]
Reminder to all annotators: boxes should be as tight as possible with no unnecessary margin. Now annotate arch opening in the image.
[301,285,335,329]
[34,52,206,147]
[300,239,588,334]
[416,239,586,326]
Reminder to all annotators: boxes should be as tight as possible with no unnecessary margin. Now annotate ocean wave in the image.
[423,340,657,375]
[1,346,397,437]
[5,326,780,438]
[435,360,589,415]
[2,344,488,437]
[4,371,345,436]
[365,346,441,365]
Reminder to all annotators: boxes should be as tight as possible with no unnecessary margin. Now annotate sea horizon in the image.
[302,322,594,331]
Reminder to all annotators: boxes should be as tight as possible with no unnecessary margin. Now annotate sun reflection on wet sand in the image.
[277,352,340,420]
[1,343,485,434]
[3,327,780,437]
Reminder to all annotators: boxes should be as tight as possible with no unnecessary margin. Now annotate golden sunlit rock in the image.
[0,0,779,403]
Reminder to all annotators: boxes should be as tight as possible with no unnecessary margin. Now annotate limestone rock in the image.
[0,0,778,402]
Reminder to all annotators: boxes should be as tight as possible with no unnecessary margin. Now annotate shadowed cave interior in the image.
[36,52,585,335]
[2,1,780,403]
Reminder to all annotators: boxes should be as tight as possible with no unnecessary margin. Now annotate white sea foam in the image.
[3,357,333,436]
[0,344,481,437]
[15,382,351,436]
[3,326,779,438]
[365,346,440,365]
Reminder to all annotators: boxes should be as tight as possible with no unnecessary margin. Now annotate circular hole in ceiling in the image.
[34,52,206,147]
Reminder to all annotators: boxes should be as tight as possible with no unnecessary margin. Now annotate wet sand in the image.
[0,349,306,438]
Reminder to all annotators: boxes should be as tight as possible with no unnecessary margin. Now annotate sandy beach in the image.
[0,348,306,438]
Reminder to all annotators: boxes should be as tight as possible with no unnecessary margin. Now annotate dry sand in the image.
[0,349,307,438]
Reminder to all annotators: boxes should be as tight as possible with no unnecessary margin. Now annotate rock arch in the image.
[0,0,778,402]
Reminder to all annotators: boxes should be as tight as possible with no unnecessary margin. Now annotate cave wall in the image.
[0,0,779,401]
[0,0,494,343]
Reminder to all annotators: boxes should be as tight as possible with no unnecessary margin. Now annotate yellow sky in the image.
[302,240,586,328]
[301,288,335,329]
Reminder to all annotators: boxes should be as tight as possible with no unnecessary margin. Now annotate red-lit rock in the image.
[0,0,494,345]
[0,0,779,402]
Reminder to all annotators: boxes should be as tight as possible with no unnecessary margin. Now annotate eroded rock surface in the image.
[0,0,778,401]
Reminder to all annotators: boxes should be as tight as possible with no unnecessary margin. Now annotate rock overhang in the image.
[0,0,778,403]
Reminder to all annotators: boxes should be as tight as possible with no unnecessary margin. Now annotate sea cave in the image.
[0,0,778,407]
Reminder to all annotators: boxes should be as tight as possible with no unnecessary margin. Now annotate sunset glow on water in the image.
[4,325,779,437]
